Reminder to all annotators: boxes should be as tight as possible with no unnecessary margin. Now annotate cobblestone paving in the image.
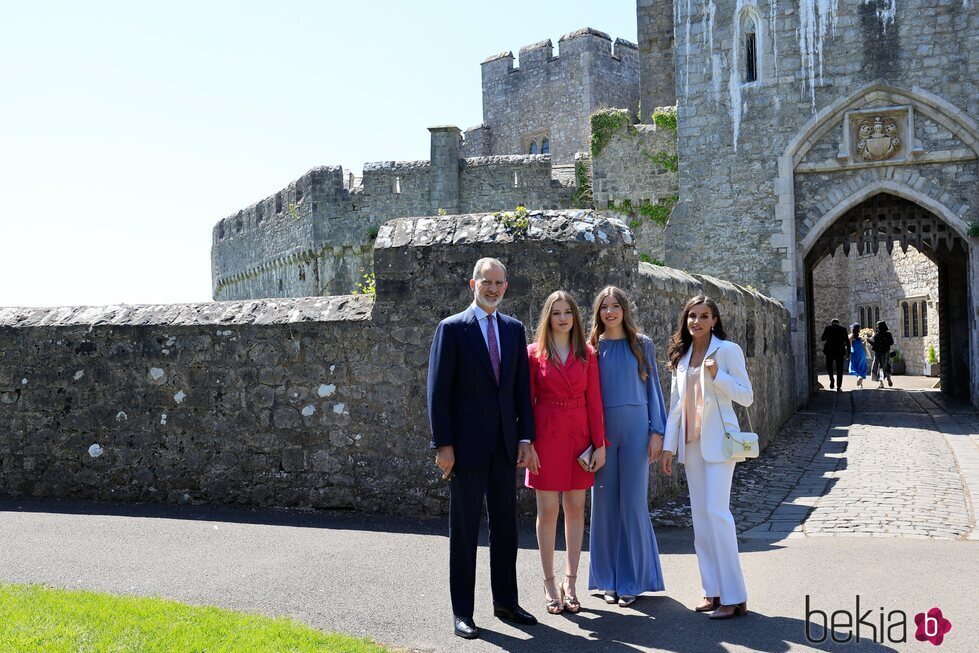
[651,387,979,541]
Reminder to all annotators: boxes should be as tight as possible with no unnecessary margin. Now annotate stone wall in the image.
[591,119,678,263]
[212,131,577,301]
[3,212,794,517]
[666,0,979,403]
[812,245,940,375]
[480,28,639,164]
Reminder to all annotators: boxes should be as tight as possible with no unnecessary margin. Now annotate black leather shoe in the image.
[453,616,479,639]
[493,604,538,625]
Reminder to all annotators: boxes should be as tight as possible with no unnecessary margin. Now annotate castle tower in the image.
[429,126,461,214]
[637,0,676,113]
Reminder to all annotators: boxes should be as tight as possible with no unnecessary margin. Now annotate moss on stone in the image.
[590,108,634,157]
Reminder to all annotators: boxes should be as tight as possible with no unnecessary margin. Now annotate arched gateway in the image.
[774,84,979,405]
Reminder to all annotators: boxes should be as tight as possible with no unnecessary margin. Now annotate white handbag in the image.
[711,382,759,463]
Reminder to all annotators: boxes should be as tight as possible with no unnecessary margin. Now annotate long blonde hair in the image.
[588,286,648,381]
[534,291,588,364]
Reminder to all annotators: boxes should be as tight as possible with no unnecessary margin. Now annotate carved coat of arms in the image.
[856,117,901,161]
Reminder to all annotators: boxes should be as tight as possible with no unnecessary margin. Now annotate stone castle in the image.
[214,0,977,403]
[1,0,976,516]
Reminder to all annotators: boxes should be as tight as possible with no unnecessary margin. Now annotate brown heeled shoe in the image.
[709,602,748,619]
[695,596,720,612]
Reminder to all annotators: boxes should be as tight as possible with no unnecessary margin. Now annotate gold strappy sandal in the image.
[561,574,581,614]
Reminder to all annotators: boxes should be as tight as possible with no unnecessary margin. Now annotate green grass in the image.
[0,583,388,653]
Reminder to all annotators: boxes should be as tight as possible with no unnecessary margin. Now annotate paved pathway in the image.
[652,378,979,541]
[2,380,978,651]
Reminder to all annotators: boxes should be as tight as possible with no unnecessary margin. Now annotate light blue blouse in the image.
[597,335,669,435]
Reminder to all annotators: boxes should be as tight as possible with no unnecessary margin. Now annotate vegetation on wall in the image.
[608,195,679,230]
[572,160,593,209]
[638,253,664,266]
[652,108,678,132]
[968,220,979,238]
[352,269,376,296]
[590,108,635,157]
[494,205,531,236]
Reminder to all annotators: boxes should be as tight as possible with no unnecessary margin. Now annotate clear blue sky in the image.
[0,1,637,307]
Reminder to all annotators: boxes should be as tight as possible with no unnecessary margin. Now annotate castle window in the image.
[875,307,880,324]
[529,141,538,155]
[859,307,866,328]
[902,302,910,337]
[541,138,549,155]
[912,302,919,337]
[394,176,402,194]
[255,205,264,225]
[744,17,757,83]
[275,192,283,215]
[921,301,928,336]
[513,171,520,188]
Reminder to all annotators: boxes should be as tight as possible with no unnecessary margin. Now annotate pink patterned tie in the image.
[487,314,501,383]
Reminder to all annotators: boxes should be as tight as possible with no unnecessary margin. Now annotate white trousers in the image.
[684,438,747,605]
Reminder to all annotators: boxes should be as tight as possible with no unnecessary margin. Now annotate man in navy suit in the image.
[427,257,539,639]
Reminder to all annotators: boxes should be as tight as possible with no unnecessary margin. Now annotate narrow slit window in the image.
[921,301,928,336]
[394,176,402,194]
[541,138,549,155]
[902,302,910,337]
[912,303,919,337]
[744,17,757,83]
[875,307,880,324]
[513,171,520,188]
[529,141,538,155]
[860,307,866,327]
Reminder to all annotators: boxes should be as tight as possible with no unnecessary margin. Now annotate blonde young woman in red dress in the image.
[526,291,607,615]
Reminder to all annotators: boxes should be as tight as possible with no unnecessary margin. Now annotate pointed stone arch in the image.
[770,83,978,406]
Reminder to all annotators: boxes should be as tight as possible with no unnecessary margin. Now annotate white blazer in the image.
[663,336,754,464]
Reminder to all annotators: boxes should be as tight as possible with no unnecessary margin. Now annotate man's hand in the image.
[588,445,606,473]
[435,445,455,480]
[660,450,673,476]
[517,442,540,474]
[648,433,664,463]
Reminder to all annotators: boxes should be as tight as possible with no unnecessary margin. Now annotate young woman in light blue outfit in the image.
[587,286,667,607]
[848,323,868,387]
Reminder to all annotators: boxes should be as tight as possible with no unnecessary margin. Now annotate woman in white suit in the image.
[660,295,753,619]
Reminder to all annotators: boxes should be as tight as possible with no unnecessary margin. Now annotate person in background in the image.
[820,318,849,392]
[869,320,895,389]
[848,323,868,388]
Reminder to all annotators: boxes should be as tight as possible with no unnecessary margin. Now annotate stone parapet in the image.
[2,213,795,516]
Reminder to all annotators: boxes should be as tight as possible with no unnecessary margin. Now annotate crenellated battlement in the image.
[212,166,346,244]
[479,27,640,164]
[211,126,581,301]
[480,27,637,80]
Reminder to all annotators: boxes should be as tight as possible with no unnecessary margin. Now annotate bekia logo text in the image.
[806,596,952,646]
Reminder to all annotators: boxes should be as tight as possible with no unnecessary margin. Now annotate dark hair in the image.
[851,323,861,338]
[587,286,648,382]
[667,295,727,371]
[876,320,889,333]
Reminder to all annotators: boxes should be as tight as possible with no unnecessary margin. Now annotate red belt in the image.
[537,397,586,409]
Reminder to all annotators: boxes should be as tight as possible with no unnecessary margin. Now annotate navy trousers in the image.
[448,433,519,618]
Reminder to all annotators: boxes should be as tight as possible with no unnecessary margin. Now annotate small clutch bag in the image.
[577,444,594,470]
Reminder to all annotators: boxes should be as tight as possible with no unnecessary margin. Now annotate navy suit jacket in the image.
[427,306,535,469]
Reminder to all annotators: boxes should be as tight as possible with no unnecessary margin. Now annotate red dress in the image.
[525,343,606,491]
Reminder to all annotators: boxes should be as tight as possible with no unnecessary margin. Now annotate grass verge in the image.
[0,582,388,652]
